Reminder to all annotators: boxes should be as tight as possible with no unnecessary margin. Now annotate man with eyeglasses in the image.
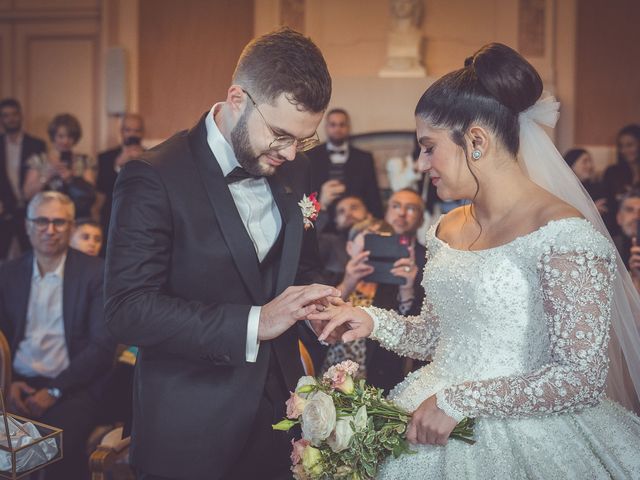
[104,28,336,480]
[0,191,114,479]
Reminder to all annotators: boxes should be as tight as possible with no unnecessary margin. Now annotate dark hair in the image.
[563,148,588,168]
[0,98,21,111]
[74,218,102,231]
[47,113,82,144]
[327,108,349,119]
[616,124,640,164]
[415,43,542,157]
[233,28,331,113]
[619,187,640,210]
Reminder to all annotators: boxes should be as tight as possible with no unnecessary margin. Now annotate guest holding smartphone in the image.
[22,113,96,218]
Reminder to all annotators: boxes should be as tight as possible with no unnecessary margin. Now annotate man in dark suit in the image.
[307,108,383,219]
[104,29,336,480]
[96,113,145,255]
[0,98,46,258]
[0,191,114,479]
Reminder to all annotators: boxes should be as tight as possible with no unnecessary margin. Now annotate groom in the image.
[104,29,334,479]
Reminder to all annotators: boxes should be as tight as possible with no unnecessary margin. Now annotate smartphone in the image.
[59,151,72,167]
[123,136,142,146]
[363,233,410,285]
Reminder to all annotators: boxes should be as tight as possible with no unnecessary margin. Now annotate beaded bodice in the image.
[365,217,617,421]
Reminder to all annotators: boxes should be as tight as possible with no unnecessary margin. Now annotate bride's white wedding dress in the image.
[364,217,640,479]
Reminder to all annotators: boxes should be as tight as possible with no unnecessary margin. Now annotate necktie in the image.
[225,166,260,184]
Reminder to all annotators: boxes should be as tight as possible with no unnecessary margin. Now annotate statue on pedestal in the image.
[379,0,426,78]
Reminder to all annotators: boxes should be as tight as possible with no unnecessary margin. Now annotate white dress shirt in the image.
[327,141,349,164]
[13,254,70,378]
[5,133,23,204]
[205,104,282,362]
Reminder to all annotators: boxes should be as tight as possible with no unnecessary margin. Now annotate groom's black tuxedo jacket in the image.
[104,114,322,479]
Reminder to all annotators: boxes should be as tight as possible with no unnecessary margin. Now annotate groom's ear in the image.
[227,85,248,116]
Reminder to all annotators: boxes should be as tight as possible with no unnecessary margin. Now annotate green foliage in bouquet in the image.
[273,361,475,480]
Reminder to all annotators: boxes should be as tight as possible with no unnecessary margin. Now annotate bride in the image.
[311,43,640,478]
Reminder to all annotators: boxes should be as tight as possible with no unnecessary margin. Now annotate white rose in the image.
[296,376,318,399]
[301,391,336,445]
[327,416,354,452]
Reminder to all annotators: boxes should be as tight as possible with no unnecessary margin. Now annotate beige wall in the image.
[0,0,101,155]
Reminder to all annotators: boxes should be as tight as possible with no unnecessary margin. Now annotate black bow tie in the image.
[329,149,346,155]
[225,167,260,184]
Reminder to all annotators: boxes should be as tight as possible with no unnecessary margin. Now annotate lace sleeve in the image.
[361,296,440,361]
[435,248,615,421]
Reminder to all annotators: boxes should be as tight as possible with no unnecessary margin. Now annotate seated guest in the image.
[307,108,383,219]
[602,124,640,235]
[615,188,640,274]
[22,114,97,219]
[70,218,103,257]
[96,113,145,254]
[564,148,607,215]
[318,195,370,284]
[0,191,114,479]
[0,98,47,259]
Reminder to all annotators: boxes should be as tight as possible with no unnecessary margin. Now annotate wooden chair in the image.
[89,426,133,480]
[0,330,12,401]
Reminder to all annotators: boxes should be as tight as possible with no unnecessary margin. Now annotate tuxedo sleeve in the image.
[104,160,250,366]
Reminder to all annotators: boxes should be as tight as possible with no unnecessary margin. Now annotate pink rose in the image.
[290,438,310,465]
[323,360,359,394]
[286,392,307,419]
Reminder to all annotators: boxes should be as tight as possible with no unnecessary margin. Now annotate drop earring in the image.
[471,149,482,161]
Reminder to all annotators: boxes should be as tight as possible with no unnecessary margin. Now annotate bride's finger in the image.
[318,312,351,342]
[341,327,367,343]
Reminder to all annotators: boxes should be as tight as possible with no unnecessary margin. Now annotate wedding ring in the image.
[404,266,411,272]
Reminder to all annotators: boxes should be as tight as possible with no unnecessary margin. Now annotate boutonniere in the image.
[298,192,321,230]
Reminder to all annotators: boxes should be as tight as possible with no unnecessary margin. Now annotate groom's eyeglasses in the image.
[242,89,320,153]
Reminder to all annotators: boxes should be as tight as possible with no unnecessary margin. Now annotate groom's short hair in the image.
[233,27,331,113]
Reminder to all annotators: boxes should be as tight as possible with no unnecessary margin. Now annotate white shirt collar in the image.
[327,141,349,153]
[204,103,241,177]
[32,252,67,281]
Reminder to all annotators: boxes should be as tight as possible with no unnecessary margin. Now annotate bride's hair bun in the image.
[469,43,543,114]
[415,42,544,156]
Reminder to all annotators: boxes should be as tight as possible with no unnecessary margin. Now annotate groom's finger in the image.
[294,303,319,320]
[292,284,340,307]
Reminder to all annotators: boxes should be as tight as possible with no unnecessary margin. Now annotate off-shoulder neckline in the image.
[431,216,590,253]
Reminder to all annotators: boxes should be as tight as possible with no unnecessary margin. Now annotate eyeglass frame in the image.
[27,216,73,232]
[241,89,320,153]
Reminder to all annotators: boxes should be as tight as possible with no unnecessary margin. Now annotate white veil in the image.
[519,95,640,413]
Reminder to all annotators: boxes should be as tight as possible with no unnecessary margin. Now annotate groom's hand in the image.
[258,284,341,341]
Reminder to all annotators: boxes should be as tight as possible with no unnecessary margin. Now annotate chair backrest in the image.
[0,330,12,397]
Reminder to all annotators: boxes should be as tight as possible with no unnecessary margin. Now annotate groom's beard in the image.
[231,111,279,177]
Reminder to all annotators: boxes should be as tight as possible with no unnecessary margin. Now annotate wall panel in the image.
[576,0,640,145]
[14,20,100,153]
[139,0,254,140]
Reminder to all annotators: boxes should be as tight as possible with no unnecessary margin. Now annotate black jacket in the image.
[0,248,114,396]
[0,133,46,219]
[104,113,322,479]
[307,143,383,218]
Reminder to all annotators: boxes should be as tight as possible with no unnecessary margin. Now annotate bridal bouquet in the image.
[273,360,475,480]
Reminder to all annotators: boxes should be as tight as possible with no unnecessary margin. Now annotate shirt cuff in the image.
[246,306,261,363]
[305,319,328,346]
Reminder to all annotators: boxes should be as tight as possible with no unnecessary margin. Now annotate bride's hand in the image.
[407,395,457,445]
[307,302,374,343]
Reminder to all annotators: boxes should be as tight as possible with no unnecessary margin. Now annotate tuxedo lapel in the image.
[12,252,33,350]
[62,250,77,347]
[187,114,265,305]
[267,171,303,296]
